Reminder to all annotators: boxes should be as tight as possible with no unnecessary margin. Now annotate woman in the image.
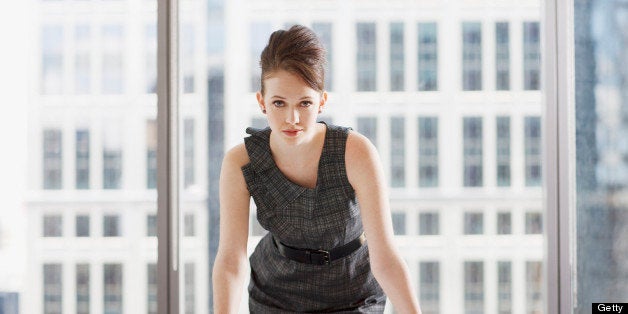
[213,25,421,313]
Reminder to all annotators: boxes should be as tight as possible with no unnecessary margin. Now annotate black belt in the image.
[272,233,366,265]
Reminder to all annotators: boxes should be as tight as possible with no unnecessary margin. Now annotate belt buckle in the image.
[307,249,330,265]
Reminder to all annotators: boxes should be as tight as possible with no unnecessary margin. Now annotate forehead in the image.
[264,70,318,96]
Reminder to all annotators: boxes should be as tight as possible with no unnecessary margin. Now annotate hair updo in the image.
[259,25,327,95]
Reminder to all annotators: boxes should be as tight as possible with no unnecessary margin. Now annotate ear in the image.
[256,91,265,112]
[318,91,328,113]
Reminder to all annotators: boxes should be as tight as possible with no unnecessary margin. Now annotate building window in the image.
[312,22,333,92]
[146,119,157,189]
[76,129,90,189]
[390,22,405,91]
[497,212,511,235]
[251,117,267,129]
[43,264,62,314]
[418,22,438,91]
[43,129,62,190]
[147,264,157,314]
[498,261,512,314]
[390,116,405,187]
[525,116,542,186]
[356,22,377,91]
[419,262,440,314]
[464,212,483,235]
[103,215,120,237]
[184,214,195,237]
[526,261,543,314]
[76,264,90,314]
[103,264,122,314]
[464,261,484,314]
[182,24,195,94]
[391,212,406,235]
[462,22,482,91]
[523,22,541,90]
[76,215,90,237]
[74,25,91,94]
[249,22,272,92]
[464,117,483,187]
[103,124,122,189]
[418,117,438,187]
[101,25,124,94]
[41,25,63,94]
[184,118,195,188]
[0,293,19,314]
[525,211,543,234]
[147,214,157,237]
[43,215,62,237]
[145,23,157,93]
[357,117,378,149]
[185,263,195,314]
[496,117,511,187]
[495,22,510,90]
[419,212,439,236]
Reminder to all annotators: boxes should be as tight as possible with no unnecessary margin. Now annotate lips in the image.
[282,129,303,136]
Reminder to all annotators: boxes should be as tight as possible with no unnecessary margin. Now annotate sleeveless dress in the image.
[241,122,386,313]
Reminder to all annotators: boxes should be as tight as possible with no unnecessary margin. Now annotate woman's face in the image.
[257,70,327,144]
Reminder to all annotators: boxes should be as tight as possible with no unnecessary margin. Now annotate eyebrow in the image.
[270,95,312,100]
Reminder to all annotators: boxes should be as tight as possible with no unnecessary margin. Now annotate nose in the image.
[286,108,300,125]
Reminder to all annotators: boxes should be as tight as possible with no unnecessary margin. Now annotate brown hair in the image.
[259,25,326,95]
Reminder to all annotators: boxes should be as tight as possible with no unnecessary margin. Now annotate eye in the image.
[300,101,313,107]
[272,100,285,107]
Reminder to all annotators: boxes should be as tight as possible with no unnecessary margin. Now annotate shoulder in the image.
[223,143,250,169]
[345,131,381,185]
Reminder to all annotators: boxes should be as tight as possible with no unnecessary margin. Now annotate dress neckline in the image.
[266,121,328,191]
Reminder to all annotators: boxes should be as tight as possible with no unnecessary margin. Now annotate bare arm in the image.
[212,144,251,314]
[346,132,422,314]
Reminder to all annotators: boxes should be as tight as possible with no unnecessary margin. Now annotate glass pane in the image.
[0,1,159,313]
[573,0,628,310]
[202,1,545,313]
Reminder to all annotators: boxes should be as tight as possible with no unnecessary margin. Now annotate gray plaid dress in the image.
[241,122,386,313]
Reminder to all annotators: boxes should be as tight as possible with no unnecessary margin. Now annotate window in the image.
[496,117,511,187]
[419,262,440,314]
[249,22,272,92]
[43,129,62,190]
[182,24,195,93]
[76,129,90,189]
[464,212,483,235]
[103,124,122,190]
[101,25,124,94]
[526,261,542,313]
[103,264,122,314]
[146,119,157,189]
[41,25,63,94]
[145,23,157,93]
[495,22,510,90]
[464,261,484,314]
[464,117,483,187]
[312,22,333,91]
[523,22,540,90]
[147,264,157,314]
[251,117,267,129]
[525,211,542,234]
[147,214,157,237]
[418,117,438,187]
[462,22,482,91]
[390,116,405,187]
[76,264,89,314]
[43,215,62,237]
[418,22,438,91]
[357,117,377,148]
[525,116,541,186]
[185,263,195,314]
[184,214,195,237]
[497,261,512,314]
[356,22,377,91]
[419,212,439,236]
[184,118,195,188]
[391,212,406,235]
[75,215,89,237]
[497,212,511,235]
[390,22,405,91]
[74,25,91,94]
[43,264,62,314]
[103,215,120,237]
